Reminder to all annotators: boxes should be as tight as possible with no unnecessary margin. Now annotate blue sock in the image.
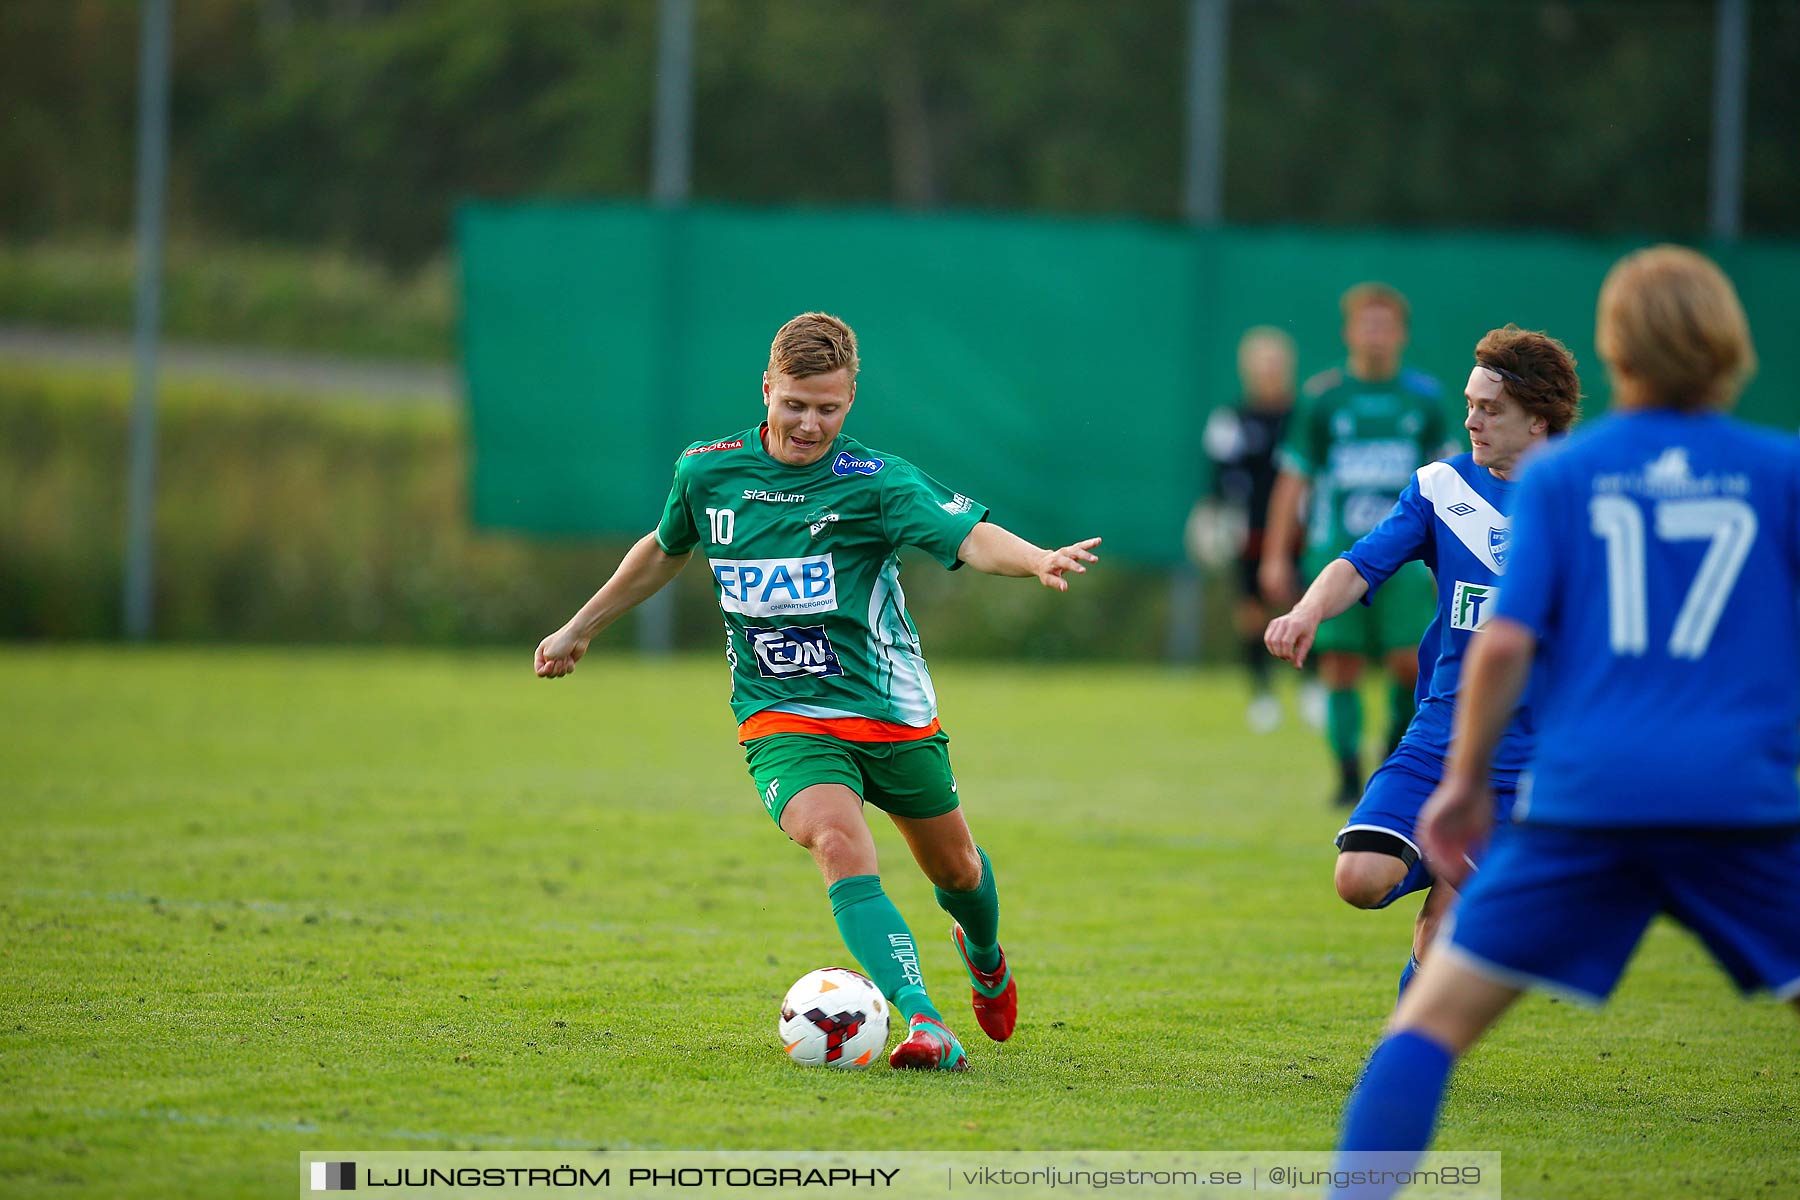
[1397,953,1421,1002]
[1330,1030,1455,1198]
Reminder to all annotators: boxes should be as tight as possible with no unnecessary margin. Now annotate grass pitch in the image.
[1,647,1795,1198]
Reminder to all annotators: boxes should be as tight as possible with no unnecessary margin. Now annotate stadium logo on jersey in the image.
[685,438,744,456]
[743,489,807,503]
[832,452,884,476]
[1451,581,1499,631]
[1488,527,1509,570]
[749,626,844,679]
[712,554,837,617]
[940,494,973,515]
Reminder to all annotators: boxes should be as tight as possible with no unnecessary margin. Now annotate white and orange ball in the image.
[777,967,890,1068]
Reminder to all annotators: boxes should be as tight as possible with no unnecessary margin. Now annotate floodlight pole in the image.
[1708,0,1748,242]
[1183,0,1229,227]
[1170,0,1230,664]
[639,0,695,655]
[652,0,695,206]
[123,0,173,641]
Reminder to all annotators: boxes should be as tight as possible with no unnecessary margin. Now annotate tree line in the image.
[4,0,1797,268]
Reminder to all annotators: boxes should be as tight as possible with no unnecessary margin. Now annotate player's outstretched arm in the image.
[534,532,691,678]
[956,522,1101,592]
[1263,558,1368,668]
[1419,617,1537,883]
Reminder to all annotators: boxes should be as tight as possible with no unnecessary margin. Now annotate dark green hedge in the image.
[0,364,1216,659]
[0,239,450,360]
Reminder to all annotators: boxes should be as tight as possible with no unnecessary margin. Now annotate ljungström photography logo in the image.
[310,1161,356,1191]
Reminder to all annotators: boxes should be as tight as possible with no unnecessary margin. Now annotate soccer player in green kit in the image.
[534,313,1101,1072]
[1260,284,1449,807]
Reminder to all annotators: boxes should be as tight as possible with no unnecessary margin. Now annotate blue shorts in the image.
[1443,825,1800,1004]
[1333,744,1519,905]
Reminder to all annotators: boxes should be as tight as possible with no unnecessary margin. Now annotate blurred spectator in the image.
[1195,326,1303,732]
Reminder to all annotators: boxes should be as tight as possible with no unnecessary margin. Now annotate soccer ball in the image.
[777,967,890,1068]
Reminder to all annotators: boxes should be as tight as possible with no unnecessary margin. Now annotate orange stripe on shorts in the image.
[737,712,942,744]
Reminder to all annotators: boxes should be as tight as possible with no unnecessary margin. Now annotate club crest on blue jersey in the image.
[749,626,844,679]
[832,452,884,476]
[1488,526,1510,570]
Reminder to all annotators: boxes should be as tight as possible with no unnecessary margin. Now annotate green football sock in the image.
[935,846,1002,973]
[1326,687,1363,763]
[827,875,941,1024]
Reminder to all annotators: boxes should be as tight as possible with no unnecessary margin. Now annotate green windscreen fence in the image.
[460,202,1800,566]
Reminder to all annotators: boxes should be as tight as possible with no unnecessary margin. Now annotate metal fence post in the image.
[639,0,696,655]
[1171,0,1231,663]
[123,0,173,641]
[1708,0,1748,243]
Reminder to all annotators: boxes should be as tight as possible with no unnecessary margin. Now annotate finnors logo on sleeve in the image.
[1451,581,1498,631]
[832,452,884,476]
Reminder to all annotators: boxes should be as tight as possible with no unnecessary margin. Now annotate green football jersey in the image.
[655,426,988,727]
[1276,365,1448,560]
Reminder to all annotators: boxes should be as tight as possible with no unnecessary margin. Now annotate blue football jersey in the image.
[1494,411,1800,827]
[1343,452,1533,773]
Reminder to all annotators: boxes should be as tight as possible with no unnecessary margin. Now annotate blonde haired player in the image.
[536,313,1101,1071]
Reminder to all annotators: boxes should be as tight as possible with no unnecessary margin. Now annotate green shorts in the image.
[742,731,960,828]
[1311,555,1438,658]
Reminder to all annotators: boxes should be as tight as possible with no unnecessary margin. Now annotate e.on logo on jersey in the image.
[711,554,837,617]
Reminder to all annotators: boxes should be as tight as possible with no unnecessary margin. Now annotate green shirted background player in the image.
[1260,284,1449,807]
[535,313,1101,1072]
